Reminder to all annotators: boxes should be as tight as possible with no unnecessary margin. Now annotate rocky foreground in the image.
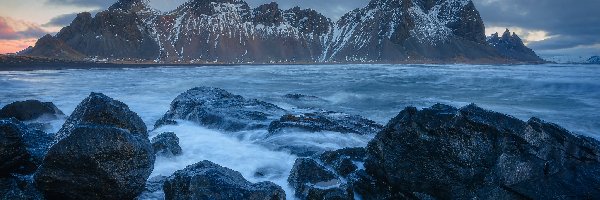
[1,87,599,199]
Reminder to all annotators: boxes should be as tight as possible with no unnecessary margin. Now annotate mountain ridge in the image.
[22,0,544,64]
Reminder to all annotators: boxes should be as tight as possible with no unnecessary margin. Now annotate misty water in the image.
[1,64,599,199]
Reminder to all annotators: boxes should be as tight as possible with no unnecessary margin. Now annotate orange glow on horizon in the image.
[0,39,36,54]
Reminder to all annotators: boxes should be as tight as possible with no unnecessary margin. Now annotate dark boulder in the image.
[163,160,285,200]
[151,132,183,157]
[0,100,64,121]
[0,119,52,175]
[268,111,383,136]
[155,87,286,131]
[288,158,353,200]
[54,92,148,142]
[361,103,600,199]
[34,93,154,200]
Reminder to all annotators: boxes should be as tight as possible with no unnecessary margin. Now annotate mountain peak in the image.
[108,0,151,13]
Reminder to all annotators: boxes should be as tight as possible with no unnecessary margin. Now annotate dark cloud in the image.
[45,0,111,8]
[0,17,49,40]
[43,10,101,27]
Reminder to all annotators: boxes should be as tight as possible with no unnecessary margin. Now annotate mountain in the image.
[487,29,543,62]
[24,0,544,64]
[587,56,600,64]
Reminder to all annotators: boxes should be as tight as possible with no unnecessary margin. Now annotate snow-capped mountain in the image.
[25,0,544,64]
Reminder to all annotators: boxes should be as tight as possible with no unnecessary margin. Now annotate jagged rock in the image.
[0,100,65,121]
[151,132,183,157]
[487,29,544,63]
[34,93,154,200]
[155,87,286,131]
[163,160,285,200]
[268,111,383,136]
[288,158,353,200]
[360,103,600,199]
[0,119,52,175]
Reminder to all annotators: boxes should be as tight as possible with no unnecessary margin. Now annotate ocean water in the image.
[1,64,599,198]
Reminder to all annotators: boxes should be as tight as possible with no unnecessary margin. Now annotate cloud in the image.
[0,39,37,54]
[43,10,102,27]
[45,0,112,8]
[472,0,600,52]
[0,17,49,40]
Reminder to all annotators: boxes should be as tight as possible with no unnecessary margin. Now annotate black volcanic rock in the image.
[268,111,383,136]
[155,87,286,131]
[288,158,353,200]
[0,175,44,200]
[487,29,544,63]
[151,132,183,157]
[0,100,65,121]
[163,160,285,200]
[0,119,52,175]
[55,92,148,142]
[34,93,154,200]
[359,103,600,199]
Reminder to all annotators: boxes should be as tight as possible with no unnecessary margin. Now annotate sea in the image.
[1,64,599,199]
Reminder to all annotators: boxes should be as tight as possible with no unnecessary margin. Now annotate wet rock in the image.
[0,119,52,175]
[268,111,383,136]
[163,160,285,200]
[34,93,154,200]
[288,158,353,200]
[0,100,64,121]
[0,119,30,176]
[155,87,286,131]
[151,132,182,157]
[319,147,366,177]
[55,92,148,142]
[0,175,44,200]
[361,103,600,199]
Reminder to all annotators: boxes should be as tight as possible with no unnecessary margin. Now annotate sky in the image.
[0,0,598,57]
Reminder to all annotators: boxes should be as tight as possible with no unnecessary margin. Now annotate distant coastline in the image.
[0,54,548,72]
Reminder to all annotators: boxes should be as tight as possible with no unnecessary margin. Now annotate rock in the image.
[319,147,366,177]
[0,119,30,176]
[0,175,44,200]
[155,87,286,131]
[151,132,183,157]
[361,103,600,199]
[288,158,353,200]
[163,160,285,200]
[268,111,383,136]
[55,92,148,142]
[0,100,64,121]
[34,93,154,200]
[0,119,52,175]
[487,29,544,63]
